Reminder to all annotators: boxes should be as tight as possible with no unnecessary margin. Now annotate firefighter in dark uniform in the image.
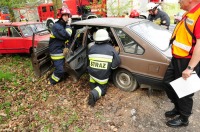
[87,29,121,107]
[147,2,170,29]
[49,7,72,85]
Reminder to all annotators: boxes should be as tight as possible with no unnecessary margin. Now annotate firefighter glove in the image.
[114,46,120,53]
[63,48,69,56]
[153,18,161,25]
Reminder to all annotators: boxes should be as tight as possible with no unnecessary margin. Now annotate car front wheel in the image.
[112,69,138,92]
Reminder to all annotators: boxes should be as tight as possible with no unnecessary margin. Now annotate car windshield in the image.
[129,21,172,51]
[20,23,47,37]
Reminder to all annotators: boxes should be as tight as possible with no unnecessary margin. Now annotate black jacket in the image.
[148,9,170,27]
[88,42,121,80]
[49,20,71,54]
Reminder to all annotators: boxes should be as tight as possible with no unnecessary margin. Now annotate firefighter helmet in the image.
[94,29,110,42]
[58,7,71,18]
[129,10,140,18]
[20,15,25,19]
[146,2,158,11]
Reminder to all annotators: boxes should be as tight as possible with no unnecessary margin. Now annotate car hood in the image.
[31,34,50,48]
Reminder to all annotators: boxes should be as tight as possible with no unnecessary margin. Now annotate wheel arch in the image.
[112,68,139,92]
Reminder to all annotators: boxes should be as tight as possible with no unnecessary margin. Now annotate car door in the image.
[0,26,25,54]
[0,26,8,53]
[64,26,89,82]
[31,26,89,81]
[31,29,53,77]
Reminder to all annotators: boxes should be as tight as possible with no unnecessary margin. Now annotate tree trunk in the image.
[8,7,16,22]
[52,0,63,18]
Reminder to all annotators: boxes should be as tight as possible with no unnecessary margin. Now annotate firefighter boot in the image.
[165,108,180,118]
[49,77,57,85]
[88,93,96,107]
[166,115,189,127]
[88,89,99,107]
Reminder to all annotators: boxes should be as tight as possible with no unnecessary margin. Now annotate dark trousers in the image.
[49,59,65,84]
[163,57,199,116]
[89,75,108,101]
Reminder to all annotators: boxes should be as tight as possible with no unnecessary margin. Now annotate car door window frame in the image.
[10,26,21,37]
[113,28,144,55]
[0,26,9,37]
[66,26,89,63]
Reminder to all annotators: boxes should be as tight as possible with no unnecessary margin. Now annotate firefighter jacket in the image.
[171,7,200,58]
[88,42,121,80]
[148,9,170,27]
[49,20,72,60]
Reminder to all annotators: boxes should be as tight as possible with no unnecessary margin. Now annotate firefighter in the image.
[87,29,121,107]
[48,7,72,85]
[146,2,170,29]
[20,15,28,22]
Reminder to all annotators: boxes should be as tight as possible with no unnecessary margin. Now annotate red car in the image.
[0,22,50,54]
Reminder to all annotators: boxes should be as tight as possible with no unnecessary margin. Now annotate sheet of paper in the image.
[170,73,200,98]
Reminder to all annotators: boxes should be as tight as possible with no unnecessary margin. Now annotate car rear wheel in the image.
[112,69,138,92]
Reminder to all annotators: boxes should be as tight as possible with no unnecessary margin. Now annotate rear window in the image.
[129,21,171,51]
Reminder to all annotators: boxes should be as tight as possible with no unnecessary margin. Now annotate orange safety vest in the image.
[171,8,200,57]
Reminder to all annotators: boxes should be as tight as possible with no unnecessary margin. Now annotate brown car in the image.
[31,18,172,92]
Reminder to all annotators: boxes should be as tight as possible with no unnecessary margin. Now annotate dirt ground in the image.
[2,76,200,132]
[0,55,200,131]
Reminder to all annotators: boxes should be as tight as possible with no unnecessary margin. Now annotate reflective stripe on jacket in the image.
[50,53,64,60]
[87,42,120,80]
[171,7,200,57]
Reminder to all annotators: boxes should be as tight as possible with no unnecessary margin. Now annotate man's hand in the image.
[182,68,193,80]
[63,48,69,56]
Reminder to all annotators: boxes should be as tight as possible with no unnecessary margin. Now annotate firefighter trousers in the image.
[89,75,108,101]
[49,59,65,85]
[163,57,199,117]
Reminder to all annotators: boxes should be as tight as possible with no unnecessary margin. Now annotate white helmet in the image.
[94,29,110,42]
[146,2,158,11]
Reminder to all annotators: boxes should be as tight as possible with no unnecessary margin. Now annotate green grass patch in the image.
[0,102,12,122]
[0,71,14,81]
[74,126,84,132]
[62,112,79,130]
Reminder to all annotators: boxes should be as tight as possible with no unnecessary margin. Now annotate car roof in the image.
[72,18,147,28]
[0,22,43,26]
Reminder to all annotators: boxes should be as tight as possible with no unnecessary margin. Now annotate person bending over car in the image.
[147,2,170,30]
[48,7,72,85]
[87,29,121,107]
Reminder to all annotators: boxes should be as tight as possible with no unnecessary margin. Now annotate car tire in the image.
[112,69,138,92]
[46,20,54,30]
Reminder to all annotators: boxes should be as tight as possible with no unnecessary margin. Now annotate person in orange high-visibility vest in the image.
[163,0,200,127]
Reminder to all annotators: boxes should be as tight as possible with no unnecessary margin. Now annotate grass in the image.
[0,71,14,81]
[63,112,79,130]
[0,102,12,123]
